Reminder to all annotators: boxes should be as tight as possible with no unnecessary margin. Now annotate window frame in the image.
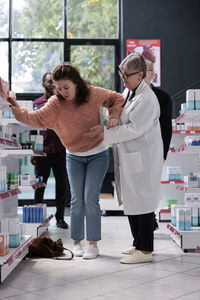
[0,0,121,94]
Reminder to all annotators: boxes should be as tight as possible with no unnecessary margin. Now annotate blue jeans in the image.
[67,149,109,242]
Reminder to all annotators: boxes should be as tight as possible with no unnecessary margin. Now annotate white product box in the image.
[191,205,199,226]
[19,174,36,186]
[0,218,9,233]
[8,218,19,234]
[184,208,191,230]
[186,89,195,101]
[184,175,199,188]
[176,208,185,230]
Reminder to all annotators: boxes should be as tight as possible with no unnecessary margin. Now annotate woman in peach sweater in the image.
[8,62,124,259]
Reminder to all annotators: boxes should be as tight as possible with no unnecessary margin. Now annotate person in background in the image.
[145,59,172,230]
[8,62,124,260]
[85,53,163,264]
[145,60,172,161]
[30,73,71,229]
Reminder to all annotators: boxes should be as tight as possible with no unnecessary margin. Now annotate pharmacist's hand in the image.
[84,125,104,138]
[106,118,118,128]
[30,156,37,165]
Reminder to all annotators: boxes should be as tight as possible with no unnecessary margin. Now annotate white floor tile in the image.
[0,285,25,299]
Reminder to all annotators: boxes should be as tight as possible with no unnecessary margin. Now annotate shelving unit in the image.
[0,85,49,282]
[0,236,32,283]
[19,182,46,191]
[161,180,184,184]
[161,110,200,250]
[167,224,200,252]
[22,214,54,238]
[160,112,200,210]
[176,185,200,192]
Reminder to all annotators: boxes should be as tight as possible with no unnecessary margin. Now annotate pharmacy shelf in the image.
[0,188,21,200]
[176,185,200,192]
[22,214,54,238]
[0,118,44,131]
[19,182,46,191]
[173,130,200,134]
[167,223,200,252]
[161,180,184,184]
[0,95,10,110]
[0,235,32,283]
[0,118,25,126]
[175,110,200,123]
[0,149,46,158]
[170,146,200,153]
[0,137,21,149]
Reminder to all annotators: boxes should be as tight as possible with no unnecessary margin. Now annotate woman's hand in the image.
[7,95,19,109]
[84,125,104,138]
[106,118,118,128]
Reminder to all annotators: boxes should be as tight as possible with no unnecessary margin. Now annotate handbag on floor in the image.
[27,237,73,260]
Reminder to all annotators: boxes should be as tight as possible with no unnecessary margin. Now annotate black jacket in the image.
[151,85,172,160]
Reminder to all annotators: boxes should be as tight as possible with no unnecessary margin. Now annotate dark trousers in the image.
[34,150,71,221]
[128,212,154,252]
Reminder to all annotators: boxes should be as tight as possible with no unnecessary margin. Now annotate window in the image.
[67,0,118,39]
[0,0,9,38]
[12,41,63,92]
[71,45,115,90]
[0,0,120,202]
[0,42,8,80]
[13,0,64,38]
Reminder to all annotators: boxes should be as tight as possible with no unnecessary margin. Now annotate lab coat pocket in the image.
[123,152,143,174]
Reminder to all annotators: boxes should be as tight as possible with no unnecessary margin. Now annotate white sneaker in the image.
[121,246,136,255]
[83,245,99,259]
[73,243,84,257]
[120,250,153,264]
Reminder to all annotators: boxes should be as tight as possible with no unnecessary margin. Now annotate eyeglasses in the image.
[117,66,141,79]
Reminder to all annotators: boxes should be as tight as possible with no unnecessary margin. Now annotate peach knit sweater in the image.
[12,85,124,152]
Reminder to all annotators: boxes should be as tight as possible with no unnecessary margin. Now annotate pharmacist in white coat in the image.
[85,53,163,264]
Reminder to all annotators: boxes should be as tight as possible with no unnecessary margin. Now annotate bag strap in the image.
[55,247,74,260]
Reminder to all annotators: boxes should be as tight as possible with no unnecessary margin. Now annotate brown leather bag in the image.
[28,237,73,260]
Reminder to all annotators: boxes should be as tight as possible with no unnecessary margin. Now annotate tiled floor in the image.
[1,208,200,300]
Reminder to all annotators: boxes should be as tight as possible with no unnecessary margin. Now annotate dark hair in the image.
[42,72,51,83]
[51,62,90,106]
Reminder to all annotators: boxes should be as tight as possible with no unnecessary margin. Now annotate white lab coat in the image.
[104,80,163,215]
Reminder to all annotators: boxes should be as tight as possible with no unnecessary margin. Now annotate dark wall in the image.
[121,0,200,115]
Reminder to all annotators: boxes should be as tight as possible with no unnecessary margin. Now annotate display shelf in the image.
[22,214,54,238]
[170,146,200,153]
[173,130,200,134]
[0,188,21,200]
[19,182,46,191]
[176,185,200,192]
[0,149,46,158]
[0,235,32,283]
[161,180,184,184]
[0,95,10,110]
[0,137,22,149]
[175,110,200,123]
[167,223,200,252]
[0,118,44,131]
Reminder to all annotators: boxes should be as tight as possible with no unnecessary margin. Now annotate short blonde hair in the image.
[120,53,146,79]
[145,59,154,71]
